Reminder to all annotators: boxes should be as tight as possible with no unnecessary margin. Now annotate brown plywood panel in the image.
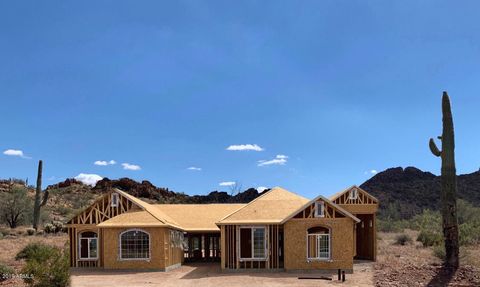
[284,217,354,270]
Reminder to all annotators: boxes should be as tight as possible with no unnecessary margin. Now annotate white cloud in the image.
[258,154,289,166]
[226,144,264,151]
[3,149,30,158]
[257,186,268,192]
[74,173,103,186]
[94,160,116,166]
[122,163,141,171]
[219,181,236,186]
[364,169,378,175]
[187,167,202,171]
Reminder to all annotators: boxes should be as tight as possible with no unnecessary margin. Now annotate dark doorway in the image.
[355,214,375,260]
[185,233,221,262]
[240,228,252,259]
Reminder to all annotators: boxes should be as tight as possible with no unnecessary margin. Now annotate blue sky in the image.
[1,1,479,198]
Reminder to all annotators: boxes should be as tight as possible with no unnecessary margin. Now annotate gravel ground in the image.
[71,261,373,287]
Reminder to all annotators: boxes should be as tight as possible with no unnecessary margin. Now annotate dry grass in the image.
[0,225,68,287]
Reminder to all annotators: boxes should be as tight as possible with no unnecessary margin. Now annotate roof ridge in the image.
[217,187,309,224]
[114,188,183,230]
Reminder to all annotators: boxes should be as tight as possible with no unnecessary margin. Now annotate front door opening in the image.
[355,214,375,260]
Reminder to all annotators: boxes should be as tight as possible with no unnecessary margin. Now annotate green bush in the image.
[16,243,55,261]
[433,244,445,260]
[459,223,480,246]
[394,233,412,245]
[377,218,408,233]
[417,230,443,247]
[0,262,14,282]
[18,243,70,287]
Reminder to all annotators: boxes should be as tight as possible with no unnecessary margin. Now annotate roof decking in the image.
[155,204,246,232]
[98,210,168,228]
[217,187,310,225]
[74,186,369,231]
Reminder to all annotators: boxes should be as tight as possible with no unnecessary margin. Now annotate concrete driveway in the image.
[71,262,373,287]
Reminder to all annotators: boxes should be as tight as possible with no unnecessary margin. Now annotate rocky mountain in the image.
[360,166,480,219]
[46,177,264,205]
[5,166,479,223]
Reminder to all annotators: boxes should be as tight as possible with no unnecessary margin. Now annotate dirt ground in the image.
[71,261,373,287]
[2,228,480,287]
[374,231,480,287]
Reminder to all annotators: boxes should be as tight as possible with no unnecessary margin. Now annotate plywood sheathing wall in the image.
[284,217,354,271]
[165,228,184,267]
[101,227,158,269]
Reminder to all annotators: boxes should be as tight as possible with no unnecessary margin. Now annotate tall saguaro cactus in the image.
[429,91,459,268]
[32,160,48,230]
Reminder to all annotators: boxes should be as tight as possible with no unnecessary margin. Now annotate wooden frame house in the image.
[67,186,378,272]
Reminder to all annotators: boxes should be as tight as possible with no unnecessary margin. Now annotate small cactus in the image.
[429,91,459,268]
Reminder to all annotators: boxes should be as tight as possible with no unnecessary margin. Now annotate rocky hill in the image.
[3,166,479,223]
[360,166,480,219]
[48,177,265,204]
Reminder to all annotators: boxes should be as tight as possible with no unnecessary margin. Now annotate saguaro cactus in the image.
[429,91,459,268]
[32,160,48,230]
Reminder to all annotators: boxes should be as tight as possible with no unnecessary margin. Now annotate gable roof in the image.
[281,194,361,223]
[112,189,183,230]
[154,204,246,232]
[329,185,379,203]
[217,187,310,225]
[97,210,169,228]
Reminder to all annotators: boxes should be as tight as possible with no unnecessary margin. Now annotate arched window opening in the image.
[120,229,150,260]
[307,226,330,260]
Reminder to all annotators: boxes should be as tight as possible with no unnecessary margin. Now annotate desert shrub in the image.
[0,233,3,240]
[26,228,35,236]
[417,230,443,247]
[377,218,408,233]
[16,243,55,261]
[20,244,69,287]
[459,223,480,246]
[55,206,72,216]
[433,244,446,260]
[0,186,33,228]
[394,233,412,245]
[0,262,14,282]
[411,209,442,231]
[0,227,9,236]
[457,199,480,225]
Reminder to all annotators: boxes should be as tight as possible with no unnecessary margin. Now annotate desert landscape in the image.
[1,229,479,287]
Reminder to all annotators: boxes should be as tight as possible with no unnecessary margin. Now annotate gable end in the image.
[67,190,140,225]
